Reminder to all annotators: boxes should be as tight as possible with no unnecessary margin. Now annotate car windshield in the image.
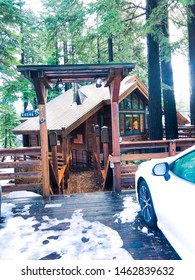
[170,150,195,184]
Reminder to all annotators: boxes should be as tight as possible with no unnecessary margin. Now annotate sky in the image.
[0,191,141,260]
[23,0,190,109]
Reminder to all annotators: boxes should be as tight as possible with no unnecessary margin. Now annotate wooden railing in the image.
[120,138,195,187]
[102,138,195,190]
[162,125,195,138]
[177,126,195,138]
[0,147,42,193]
[48,152,71,194]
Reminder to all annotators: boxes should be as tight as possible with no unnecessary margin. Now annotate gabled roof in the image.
[177,112,191,125]
[13,75,148,135]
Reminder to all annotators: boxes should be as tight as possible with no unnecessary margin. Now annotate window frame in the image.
[119,92,146,136]
[119,112,145,136]
[119,92,145,111]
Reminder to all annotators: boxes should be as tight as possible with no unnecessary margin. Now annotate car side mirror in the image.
[152,162,170,181]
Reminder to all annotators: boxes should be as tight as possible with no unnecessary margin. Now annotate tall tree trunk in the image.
[188,4,195,126]
[19,1,28,111]
[63,41,68,64]
[55,27,59,65]
[146,0,163,140]
[97,35,101,64]
[108,35,113,62]
[160,1,178,139]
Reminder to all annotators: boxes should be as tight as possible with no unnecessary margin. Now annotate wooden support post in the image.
[61,127,69,190]
[109,69,122,192]
[101,126,109,170]
[91,124,96,167]
[32,75,50,196]
[169,140,176,156]
[39,104,50,196]
[62,127,67,164]
[95,125,102,186]
[49,131,59,186]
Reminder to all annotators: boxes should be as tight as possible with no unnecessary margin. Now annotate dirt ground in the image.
[63,170,102,194]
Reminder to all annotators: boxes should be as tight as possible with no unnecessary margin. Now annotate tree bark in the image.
[160,2,178,139]
[146,0,163,140]
[108,35,113,62]
[188,4,195,126]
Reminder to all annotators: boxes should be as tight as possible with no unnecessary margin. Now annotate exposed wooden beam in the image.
[110,70,122,192]
[109,68,123,102]
[33,78,46,105]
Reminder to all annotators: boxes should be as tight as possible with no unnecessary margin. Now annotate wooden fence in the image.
[120,138,195,187]
[0,147,42,193]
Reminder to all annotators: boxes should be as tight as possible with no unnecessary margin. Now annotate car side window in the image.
[170,150,195,184]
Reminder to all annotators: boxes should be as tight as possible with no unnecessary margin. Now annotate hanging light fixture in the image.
[55,79,65,91]
[96,78,103,88]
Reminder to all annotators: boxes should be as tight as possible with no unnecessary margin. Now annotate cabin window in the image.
[119,113,145,135]
[119,92,144,110]
[119,92,145,136]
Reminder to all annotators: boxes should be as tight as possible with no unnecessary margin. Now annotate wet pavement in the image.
[0,190,181,260]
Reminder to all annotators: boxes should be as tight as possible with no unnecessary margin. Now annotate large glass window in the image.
[119,93,144,110]
[119,92,145,136]
[119,113,145,135]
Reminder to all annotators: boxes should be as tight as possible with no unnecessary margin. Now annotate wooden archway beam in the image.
[31,77,50,196]
[109,68,122,192]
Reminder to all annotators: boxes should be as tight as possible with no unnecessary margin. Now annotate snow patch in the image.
[0,205,133,260]
[4,191,42,199]
[113,196,140,224]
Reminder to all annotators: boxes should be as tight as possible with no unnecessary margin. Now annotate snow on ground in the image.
[114,196,140,224]
[4,190,42,199]
[0,192,141,260]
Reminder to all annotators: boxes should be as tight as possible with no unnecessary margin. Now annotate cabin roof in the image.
[13,75,148,135]
[176,112,191,125]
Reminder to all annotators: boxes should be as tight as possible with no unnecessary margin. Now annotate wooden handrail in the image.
[101,138,195,190]
[0,146,41,156]
[120,138,195,188]
[0,146,43,194]
[94,152,102,187]
[102,154,113,191]
[58,155,71,184]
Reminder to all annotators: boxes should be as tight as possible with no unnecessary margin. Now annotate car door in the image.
[155,150,195,259]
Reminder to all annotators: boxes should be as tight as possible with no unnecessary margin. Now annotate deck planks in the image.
[1,190,181,260]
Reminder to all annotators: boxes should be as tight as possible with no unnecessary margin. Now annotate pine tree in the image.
[187,3,195,126]
[159,0,178,139]
[145,0,163,140]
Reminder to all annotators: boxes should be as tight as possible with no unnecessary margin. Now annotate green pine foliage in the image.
[0,0,194,146]
[0,102,20,148]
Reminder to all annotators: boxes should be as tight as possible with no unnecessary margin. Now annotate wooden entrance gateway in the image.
[16,63,135,195]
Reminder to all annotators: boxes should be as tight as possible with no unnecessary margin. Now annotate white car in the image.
[135,144,195,260]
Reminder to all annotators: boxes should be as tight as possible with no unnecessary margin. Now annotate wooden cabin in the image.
[7,65,195,195]
[13,75,149,168]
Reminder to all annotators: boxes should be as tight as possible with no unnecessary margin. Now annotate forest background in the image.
[0,0,194,147]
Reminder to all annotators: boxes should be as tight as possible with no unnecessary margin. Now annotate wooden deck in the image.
[1,190,180,260]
